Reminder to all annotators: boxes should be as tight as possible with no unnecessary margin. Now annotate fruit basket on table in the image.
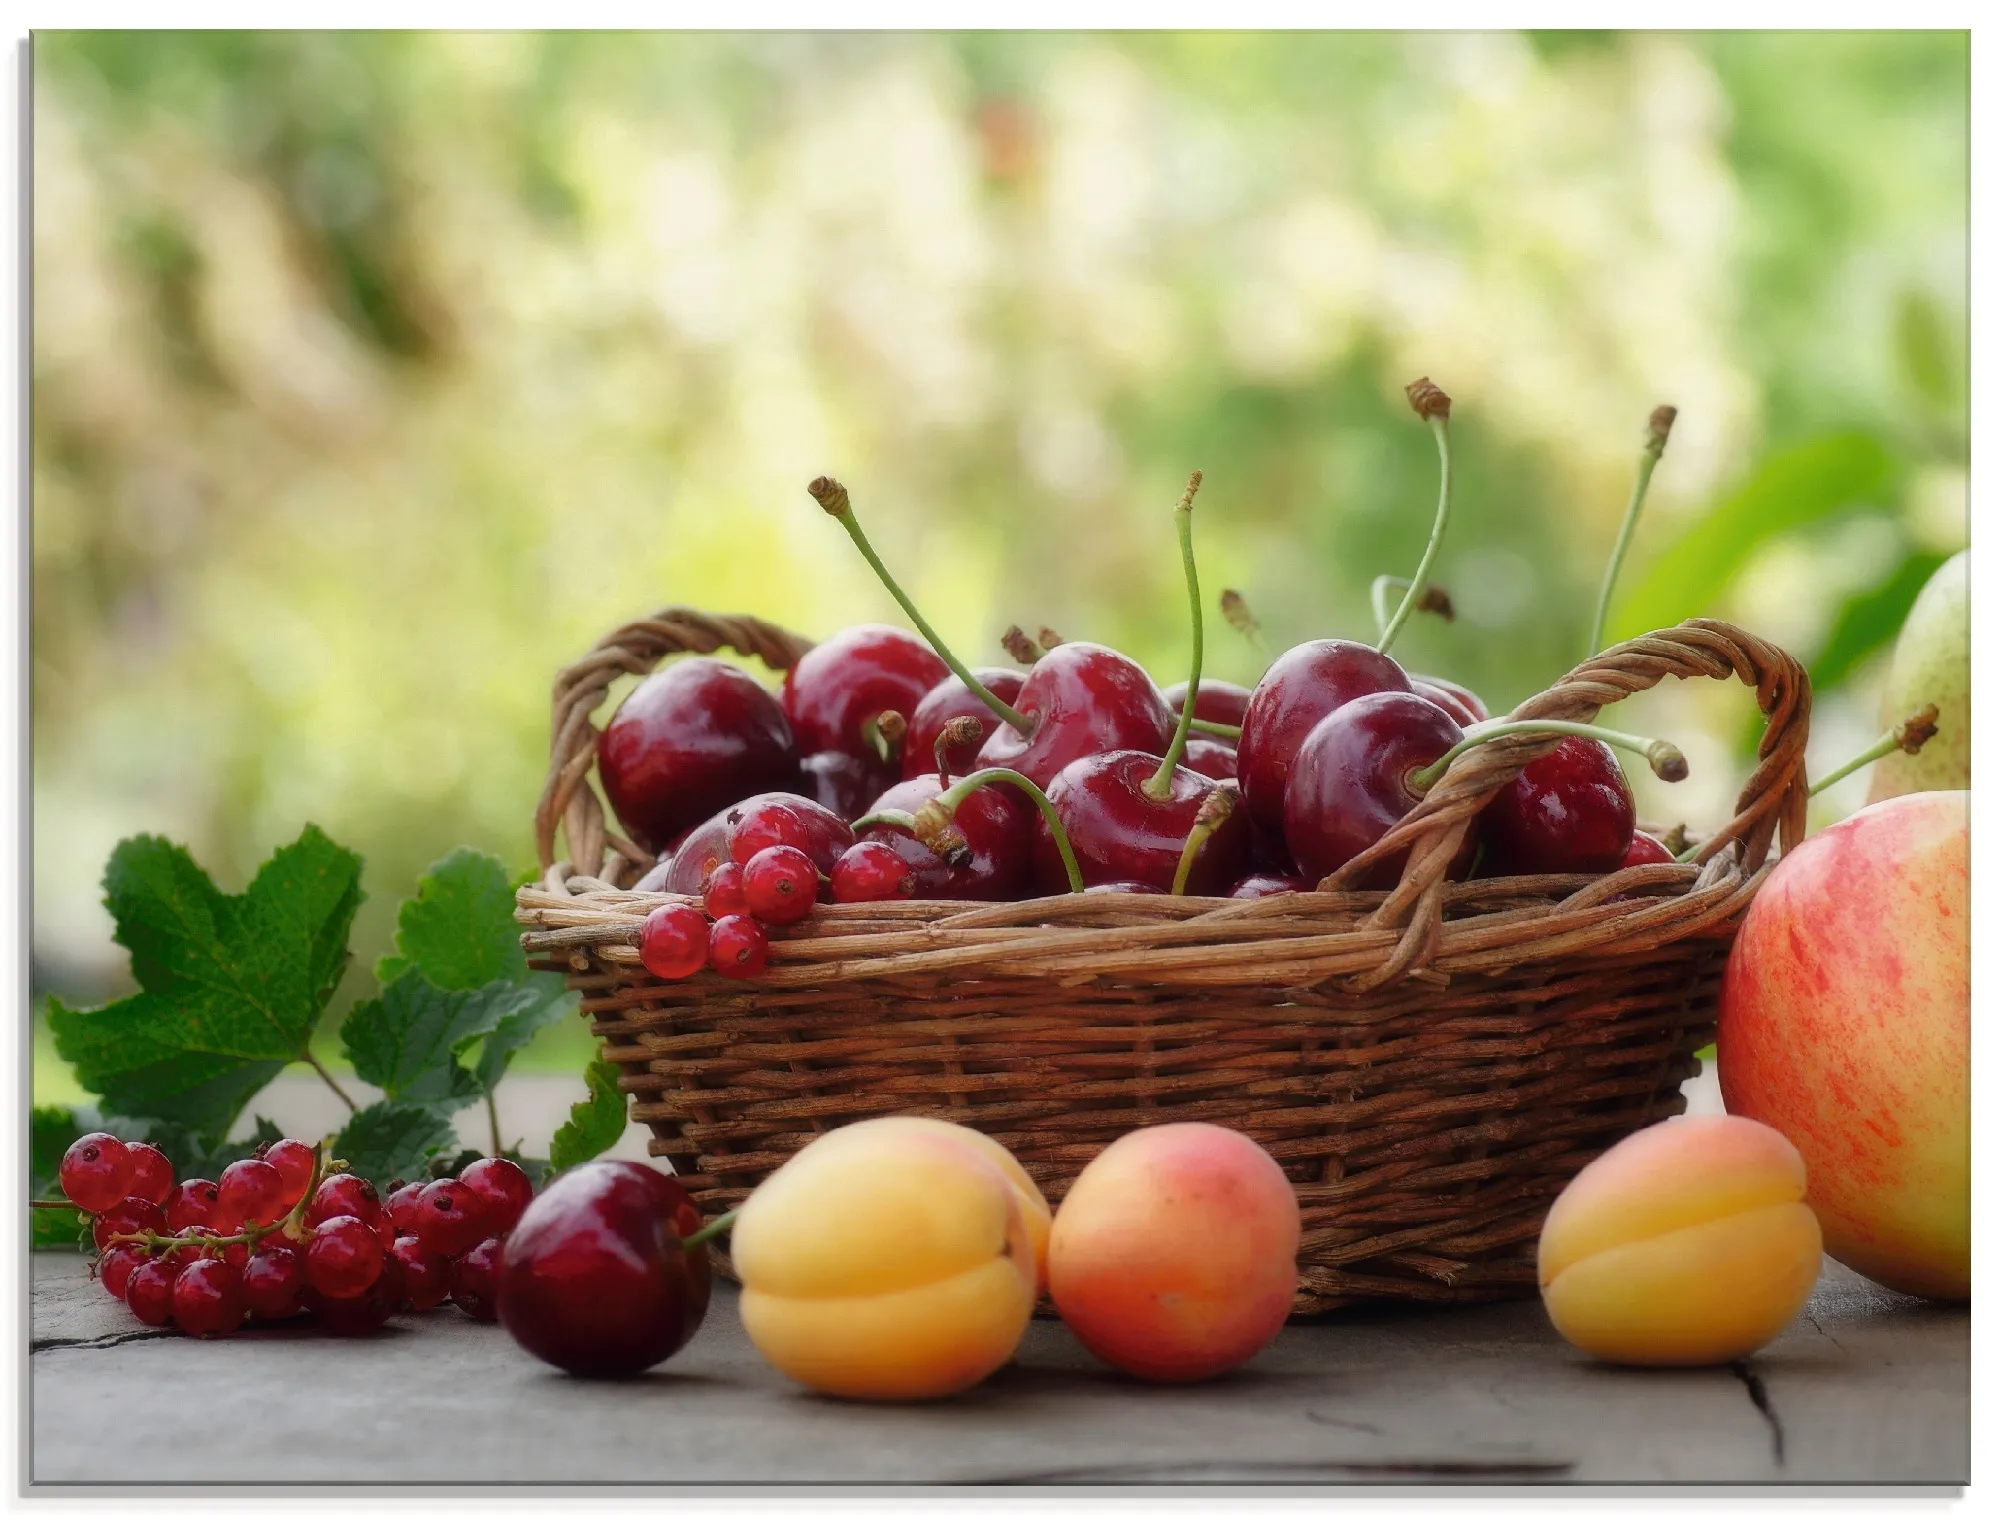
[517,608,1809,1317]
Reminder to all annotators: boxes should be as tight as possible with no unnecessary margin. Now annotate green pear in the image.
[1868,550,1969,802]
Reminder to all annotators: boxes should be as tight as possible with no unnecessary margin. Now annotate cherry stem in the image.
[1218,588,1269,663]
[30,1199,78,1210]
[1407,719,1688,794]
[1189,717,1242,740]
[809,477,1033,735]
[1807,703,1940,798]
[1587,405,1677,658]
[1170,786,1237,897]
[682,1209,738,1252]
[1377,381,1454,656]
[914,767,1084,894]
[1001,625,1042,665]
[1369,575,1455,639]
[852,809,918,834]
[1144,471,1206,802]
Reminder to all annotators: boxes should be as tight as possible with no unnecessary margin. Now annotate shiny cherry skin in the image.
[1410,674,1489,724]
[1163,679,1253,736]
[975,642,1176,790]
[1228,872,1311,899]
[798,750,896,822]
[1620,830,1676,867]
[662,794,852,894]
[1282,690,1465,888]
[829,839,917,902]
[902,668,1027,779]
[781,625,948,761]
[1180,737,1238,781]
[1084,880,1166,894]
[863,774,1033,901]
[708,914,770,978]
[701,862,748,919]
[1480,737,1636,875]
[459,1157,535,1236]
[640,902,710,979]
[1032,751,1251,896]
[1237,640,1412,833]
[600,658,801,854]
[498,1161,712,1379]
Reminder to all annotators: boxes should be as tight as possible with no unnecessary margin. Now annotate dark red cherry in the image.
[662,793,851,894]
[599,659,800,854]
[723,795,854,874]
[863,774,1033,901]
[1621,830,1676,867]
[1084,880,1166,894]
[1282,690,1465,888]
[902,668,1026,779]
[780,625,948,761]
[1228,872,1310,899]
[975,642,1175,790]
[1410,673,1489,723]
[1480,737,1636,875]
[1163,679,1252,735]
[798,750,896,822]
[498,1161,712,1378]
[1237,640,1412,833]
[1033,751,1250,896]
[1181,737,1238,781]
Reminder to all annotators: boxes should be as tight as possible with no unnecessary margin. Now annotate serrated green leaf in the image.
[47,827,363,1143]
[1609,435,1901,644]
[473,972,577,1095]
[333,1102,458,1189]
[1811,549,1948,693]
[32,1206,89,1252]
[31,1106,84,1193]
[341,975,543,1112]
[548,1055,628,1173]
[375,848,525,993]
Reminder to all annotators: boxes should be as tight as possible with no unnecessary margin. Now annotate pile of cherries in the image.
[60,1128,532,1338]
[612,381,1687,982]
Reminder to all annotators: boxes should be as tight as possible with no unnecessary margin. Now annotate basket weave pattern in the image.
[519,612,1808,1313]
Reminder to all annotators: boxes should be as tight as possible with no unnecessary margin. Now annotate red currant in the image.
[305,1215,385,1300]
[451,1236,505,1321]
[307,1172,382,1230]
[124,1144,175,1208]
[392,1235,451,1311]
[701,861,748,919]
[458,1157,533,1236]
[172,1258,247,1338]
[217,1159,290,1229]
[728,804,812,865]
[262,1139,317,1207]
[830,839,916,902]
[165,1178,220,1232]
[91,1197,165,1252]
[58,1132,134,1212]
[98,1242,148,1301]
[124,1259,178,1327]
[384,1179,428,1237]
[242,1249,306,1319]
[413,1178,491,1258]
[177,1226,248,1270]
[639,902,709,980]
[708,914,769,979]
[740,844,818,925]
[306,1255,403,1336]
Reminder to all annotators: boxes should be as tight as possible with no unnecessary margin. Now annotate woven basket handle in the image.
[1322,618,1811,987]
[535,608,816,888]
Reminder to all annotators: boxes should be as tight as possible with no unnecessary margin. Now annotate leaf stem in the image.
[302,1049,360,1113]
[1145,471,1205,801]
[1587,405,1676,657]
[1378,381,1454,656]
[1408,719,1688,793]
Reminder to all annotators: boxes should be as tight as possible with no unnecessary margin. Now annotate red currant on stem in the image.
[59,1132,134,1213]
[306,1214,386,1300]
[98,1242,148,1301]
[639,901,709,979]
[451,1236,505,1320]
[218,1158,290,1229]
[123,1260,178,1327]
[92,1198,165,1251]
[708,914,770,979]
[740,844,819,925]
[392,1235,452,1311]
[165,1178,220,1232]
[262,1139,317,1208]
[459,1157,534,1235]
[124,1143,175,1208]
[172,1258,247,1338]
[308,1172,383,1230]
[414,1178,491,1258]
[243,1249,307,1319]
[701,861,748,919]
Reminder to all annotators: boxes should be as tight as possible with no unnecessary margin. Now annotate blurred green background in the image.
[32,32,1968,1092]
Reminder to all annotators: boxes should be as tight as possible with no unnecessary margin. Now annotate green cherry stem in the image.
[1586,405,1677,658]
[1369,576,1455,640]
[683,1209,738,1252]
[1408,719,1688,794]
[1189,717,1242,740]
[852,809,918,834]
[1170,786,1238,897]
[1376,378,1454,656]
[1807,704,1939,798]
[1143,470,1206,803]
[912,767,1084,894]
[809,476,1033,735]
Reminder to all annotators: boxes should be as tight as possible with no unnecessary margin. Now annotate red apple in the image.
[1717,790,1968,1300]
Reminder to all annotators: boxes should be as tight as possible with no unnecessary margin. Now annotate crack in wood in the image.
[1731,1360,1785,1466]
[31,1330,174,1353]
[977,1456,1578,1484]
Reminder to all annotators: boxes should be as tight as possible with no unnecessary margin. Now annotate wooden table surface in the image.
[28,1251,1967,1489]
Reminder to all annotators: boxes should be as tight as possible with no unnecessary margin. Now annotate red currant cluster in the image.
[61,1128,532,1339]
[607,390,1689,979]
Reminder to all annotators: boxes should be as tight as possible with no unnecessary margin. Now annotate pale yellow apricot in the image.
[844,1117,1051,1291]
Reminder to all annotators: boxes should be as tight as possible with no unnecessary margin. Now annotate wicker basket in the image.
[517,610,1809,1315]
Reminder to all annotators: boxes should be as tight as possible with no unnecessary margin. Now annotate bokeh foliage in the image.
[33,31,1967,1008]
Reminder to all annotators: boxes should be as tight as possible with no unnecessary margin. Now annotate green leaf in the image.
[341,975,545,1112]
[31,1106,84,1193]
[32,1206,90,1252]
[47,826,364,1143]
[333,1102,458,1189]
[375,848,526,992]
[1811,549,1948,693]
[548,1056,627,1173]
[472,972,577,1096]
[1608,434,1901,644]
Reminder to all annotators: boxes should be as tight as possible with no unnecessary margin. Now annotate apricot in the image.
[844,1117,1052,1291]
[1538,1115,1823,1366]
[1048,1123,1299,1383]
[732,1118,1037,1400]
